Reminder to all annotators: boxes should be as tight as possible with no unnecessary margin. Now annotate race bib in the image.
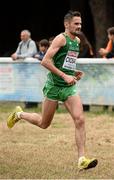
[62,51,79,71]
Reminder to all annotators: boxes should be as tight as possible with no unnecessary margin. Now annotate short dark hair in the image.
[39,39,49,47]
[64,10,81,22]
[107,27,114,35]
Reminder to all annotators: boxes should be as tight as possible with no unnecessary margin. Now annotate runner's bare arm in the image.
[41,34,76,84]
[41,34,66,78]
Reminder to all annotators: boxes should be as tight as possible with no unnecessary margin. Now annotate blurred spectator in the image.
[11,29,38,108]
[34,39,49,61]
[77,31,94,111]
[99,27,114,111]
[11,29,37,60]
[99,27,114,58]
[77,31,94,58]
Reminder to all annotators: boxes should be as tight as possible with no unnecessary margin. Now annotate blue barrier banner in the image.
[77,61,114,105]
[0,58,48,102]
[0,57,114,105]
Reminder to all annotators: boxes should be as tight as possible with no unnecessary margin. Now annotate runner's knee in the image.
[40,122,51,129]
[73,114,85,128]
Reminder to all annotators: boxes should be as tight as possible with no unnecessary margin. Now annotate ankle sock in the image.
[16,112,23,119]
[78,156,85,164]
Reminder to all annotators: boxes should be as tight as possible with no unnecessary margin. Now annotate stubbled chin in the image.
[70,32,77,36]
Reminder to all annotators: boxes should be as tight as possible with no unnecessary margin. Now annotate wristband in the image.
[60,72,66,79]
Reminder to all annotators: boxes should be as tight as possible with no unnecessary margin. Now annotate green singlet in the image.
[43,33,80,102]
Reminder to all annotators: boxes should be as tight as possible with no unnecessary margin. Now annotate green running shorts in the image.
[43,83,78,102]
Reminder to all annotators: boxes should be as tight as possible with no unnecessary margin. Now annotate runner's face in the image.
[69,16,82,36]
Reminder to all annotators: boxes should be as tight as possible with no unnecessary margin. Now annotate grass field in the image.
[0,102,114,179]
